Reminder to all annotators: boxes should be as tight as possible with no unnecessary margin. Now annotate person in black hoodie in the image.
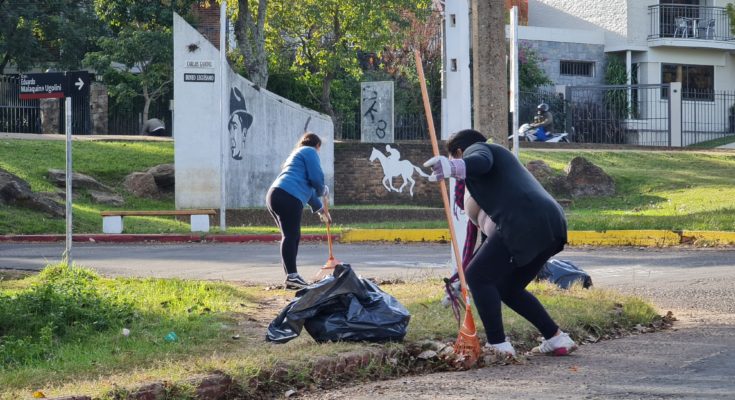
[424,129,577,357]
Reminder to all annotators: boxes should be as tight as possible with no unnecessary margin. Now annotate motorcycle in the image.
[509,123,570,143]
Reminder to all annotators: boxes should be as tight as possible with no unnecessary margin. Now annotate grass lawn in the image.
[1,139,734,234]
[0,265,660,399]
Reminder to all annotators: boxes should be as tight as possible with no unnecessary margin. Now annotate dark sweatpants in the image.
[465,226,561,344]
[266,187,303,275]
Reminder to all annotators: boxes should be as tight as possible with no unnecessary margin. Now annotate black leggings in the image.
[465,228,562,344]
[266,187,303,275]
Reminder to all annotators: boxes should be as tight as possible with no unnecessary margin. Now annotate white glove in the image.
[317,209,332,224]
[423,156,466,182]
[321,185,329,198]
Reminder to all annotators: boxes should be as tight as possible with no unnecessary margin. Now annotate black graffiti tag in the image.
[375,119,387,138]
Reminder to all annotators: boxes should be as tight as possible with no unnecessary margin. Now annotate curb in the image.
[0,234,333,243]
[1,230,734,246]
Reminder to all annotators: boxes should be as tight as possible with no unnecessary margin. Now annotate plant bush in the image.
[0,265,135,367]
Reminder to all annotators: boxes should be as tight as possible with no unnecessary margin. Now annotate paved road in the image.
[1,243,733,290]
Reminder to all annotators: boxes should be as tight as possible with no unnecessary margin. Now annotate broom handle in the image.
[323,195,334,259]
[414,50,471,306]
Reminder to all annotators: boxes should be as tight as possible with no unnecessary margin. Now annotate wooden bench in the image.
[100,209,216,234]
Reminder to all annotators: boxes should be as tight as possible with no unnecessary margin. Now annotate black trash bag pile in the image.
[537,259,593,289]
[266,263,411,344]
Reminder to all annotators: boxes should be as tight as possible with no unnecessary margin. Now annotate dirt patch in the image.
[52,311,674,400]
[0,268,35,281]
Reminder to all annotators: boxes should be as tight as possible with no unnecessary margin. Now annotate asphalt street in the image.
[0,243,733,292]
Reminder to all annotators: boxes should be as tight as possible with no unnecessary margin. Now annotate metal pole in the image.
[219,1,227,231]
[510,6,520,157]
[64,96,73,267]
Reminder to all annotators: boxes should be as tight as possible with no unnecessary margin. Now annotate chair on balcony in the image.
[704,18,716,39]
[674,17,690,38]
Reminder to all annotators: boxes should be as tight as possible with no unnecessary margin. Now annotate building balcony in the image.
[648,4,735,50]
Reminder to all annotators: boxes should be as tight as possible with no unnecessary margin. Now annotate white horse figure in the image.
[369,147,430,196]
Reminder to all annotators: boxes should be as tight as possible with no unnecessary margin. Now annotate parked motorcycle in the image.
[509,123,570,143]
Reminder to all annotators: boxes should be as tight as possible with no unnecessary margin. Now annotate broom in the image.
[312,195,340,281]
[414,50,481,366]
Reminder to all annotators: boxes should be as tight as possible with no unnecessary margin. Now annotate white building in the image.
[518,0,735,145]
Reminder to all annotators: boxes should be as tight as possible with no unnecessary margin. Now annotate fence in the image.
[0,75,41,134]
[682,90,735,146]
[648,4,734,41]
[516,90,566,134]
[565,84,671,146]
[108,100,172,136]
[337,111,433,141]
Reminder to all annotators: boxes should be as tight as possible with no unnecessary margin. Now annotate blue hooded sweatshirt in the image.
[270,146,326,212]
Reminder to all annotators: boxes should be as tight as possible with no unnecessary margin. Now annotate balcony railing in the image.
[648,4,734,41]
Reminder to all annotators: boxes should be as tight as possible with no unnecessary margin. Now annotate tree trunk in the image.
[142,85,151,134]
[471,0,508,145]
[320,73,341,136]
[0,52,10,75]
[234,0,269,89]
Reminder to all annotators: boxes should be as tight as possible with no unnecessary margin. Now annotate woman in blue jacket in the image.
[267,132,331,289]
[424,129,577,357]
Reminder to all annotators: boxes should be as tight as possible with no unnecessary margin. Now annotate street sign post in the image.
[19,71,91,267]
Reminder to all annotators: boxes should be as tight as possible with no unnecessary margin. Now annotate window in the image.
[560,61,595,77]
[661,63,714,101]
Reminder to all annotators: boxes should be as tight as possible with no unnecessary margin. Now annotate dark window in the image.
[560,61,595,77]
[661,63,714,101]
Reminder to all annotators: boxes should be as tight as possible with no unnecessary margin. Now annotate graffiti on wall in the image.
[361,81,394,143]
[369,145,429,196]
[228,87,253,160]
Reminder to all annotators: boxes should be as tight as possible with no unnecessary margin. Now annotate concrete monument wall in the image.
[173,13,334,209]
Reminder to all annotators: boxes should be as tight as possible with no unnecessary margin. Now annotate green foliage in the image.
[0,1,104,74]
[85,0,199,118]
[603,55,630,118]
[265,0,431,116]
[84,29,173,112]
[605,55,628,85]
[0,264,258,392]
[727,4,735,35]
[519,44,552,91]
[0,265,135,367]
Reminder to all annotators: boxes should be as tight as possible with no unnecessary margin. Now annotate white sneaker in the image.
[532,332,578,356]
[485,341,516,357]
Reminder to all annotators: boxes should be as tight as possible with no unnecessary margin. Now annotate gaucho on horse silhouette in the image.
[369,145,429,196]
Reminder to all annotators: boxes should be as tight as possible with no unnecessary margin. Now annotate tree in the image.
[231,0,269,88]
[85,0,199,127]
[471,0,508,144]
[85,30,172,124]
[267,0,432,125]
[0,1,102,75]
[518,44,552,91]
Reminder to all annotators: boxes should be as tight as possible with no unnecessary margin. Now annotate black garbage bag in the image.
[266,264,411,344]
[537,259,592,289]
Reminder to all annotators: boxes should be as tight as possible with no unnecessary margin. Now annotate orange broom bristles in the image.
[414,50,481,365]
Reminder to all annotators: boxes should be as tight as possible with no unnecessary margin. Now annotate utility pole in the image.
[471,0,508,144]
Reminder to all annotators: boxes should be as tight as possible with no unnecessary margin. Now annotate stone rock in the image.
[123,172,159,198]
[1,169,65,217]
[146,163,175,191]
[88,190,124,206]
[564,157,616,198]
[47,169,113,192]
[526,160,570,197]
